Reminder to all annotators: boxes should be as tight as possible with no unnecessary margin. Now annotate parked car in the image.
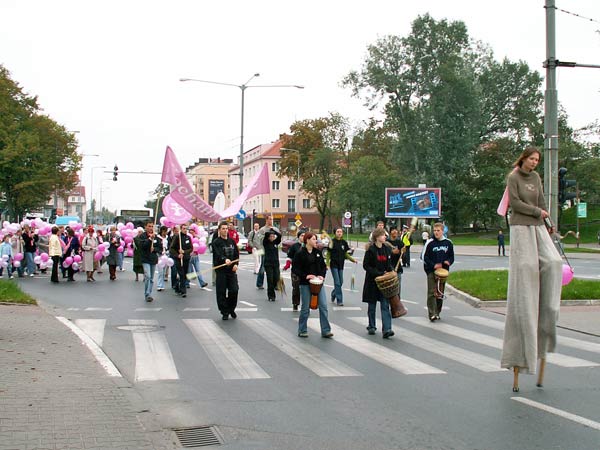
[237,233,252,254]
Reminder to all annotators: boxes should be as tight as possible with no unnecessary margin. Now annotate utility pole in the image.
[544,0,559,226]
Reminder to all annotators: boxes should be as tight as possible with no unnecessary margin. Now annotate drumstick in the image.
[210,258,240,272]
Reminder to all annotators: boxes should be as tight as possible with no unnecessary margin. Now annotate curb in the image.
[446,284,600,308]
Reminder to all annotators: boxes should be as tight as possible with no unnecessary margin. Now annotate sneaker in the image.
[337,303,344,307]
[181,293,187,298]
[10,275,14,279]
[292,305,298,311]
[367,327,376,335]
[222,314,229,321]
[200,282,208,288]
[230,311,237,319]
[298,332,308,338]
[322,332,334,338]
[268,297,275,302]
[429,315,438,322]
[157,288,164,292]
[435,314,441,321]
[29,273,35,277]
[146,296,154,302]
[257,286,264,290]
[383,330,395,339]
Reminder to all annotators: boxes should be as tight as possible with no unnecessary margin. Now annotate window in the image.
[287,198,296,212]
[271,162,280,172]
[303,199,311,209]
[272,181,280,190]
[272,199,280,209]
[288,180,296,190]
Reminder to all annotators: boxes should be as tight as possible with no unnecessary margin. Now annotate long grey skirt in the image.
[500,225,563,374]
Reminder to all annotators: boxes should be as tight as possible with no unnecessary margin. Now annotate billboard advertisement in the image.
[385,188,441,218]
[208,179,225,204]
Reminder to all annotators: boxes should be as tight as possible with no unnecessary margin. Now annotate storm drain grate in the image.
[173,426,223,447]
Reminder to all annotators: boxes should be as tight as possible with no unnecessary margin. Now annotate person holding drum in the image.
[292,232,333,338]
[362,228,395,338]
[422,222,454,322]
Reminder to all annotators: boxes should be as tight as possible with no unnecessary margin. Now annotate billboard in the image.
[208,179,225,204]
[385,188,441,218]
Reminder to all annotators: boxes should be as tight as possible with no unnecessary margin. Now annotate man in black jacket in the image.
[138,221,163,302]
[169,223,193,298]
[212,221,240,320]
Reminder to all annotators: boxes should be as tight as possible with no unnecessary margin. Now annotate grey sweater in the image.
[507,168,546,226]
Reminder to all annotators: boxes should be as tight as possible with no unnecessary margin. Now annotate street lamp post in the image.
[90,166,106,224]
[179,75,304,196]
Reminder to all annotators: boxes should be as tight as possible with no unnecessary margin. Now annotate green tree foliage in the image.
[0,65,80,220]
[279,113,349,230]
[342,14,544,232]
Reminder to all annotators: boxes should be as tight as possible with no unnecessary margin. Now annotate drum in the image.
[434,268,449,300]
[375,272,408,318]
[309,278,323,310]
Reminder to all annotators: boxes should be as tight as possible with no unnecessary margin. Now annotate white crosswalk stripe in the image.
[242,319,362,377]
[75,319,106,347]
[183,319,270,380]
[456,315,600,355]
[404,316,599,368]
[129,319,179,381]
[307,318,445,375]
[348,317,502,372]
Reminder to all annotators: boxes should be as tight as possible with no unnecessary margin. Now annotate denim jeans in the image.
[142,263,156,298]
[367,293,392,333]
[25,252,36,275]
[330,267,344,304]
[156,266,166,289]
[256,254,265,287]
[187,255,206,286]
[117,252,124,270]
[298,283,331,335]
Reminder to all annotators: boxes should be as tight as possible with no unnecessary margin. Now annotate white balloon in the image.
[13,261,21,268]
[103,249,110,257]
[72,262,79,271]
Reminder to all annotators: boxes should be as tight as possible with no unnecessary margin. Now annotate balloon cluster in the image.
[115,222,139,257]
[157,254,175,269]
[189,223,208,255]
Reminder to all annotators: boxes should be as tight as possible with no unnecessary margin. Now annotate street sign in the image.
[343,217,352,228]
[577,202,587,218]
[295,220,302,228]
[236,209,247,220]
[344,211,352,219]
[295,213,302,220]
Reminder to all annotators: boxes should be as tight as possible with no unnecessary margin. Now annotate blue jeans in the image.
[298,283,331,335]
[142,263,156,298]
[367,295,392,333]
[25,252,36,275]
[188,255,206,285]
[330,267,344,304]
[256,254,265,287]
[156,266,166,289]
[117,252,124,270]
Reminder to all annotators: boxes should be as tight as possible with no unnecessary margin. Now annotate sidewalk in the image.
[0,303,176,450]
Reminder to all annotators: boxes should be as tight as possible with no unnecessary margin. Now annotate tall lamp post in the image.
[90,166,106,224]
[179,75,304,196]
[280,148,301,214]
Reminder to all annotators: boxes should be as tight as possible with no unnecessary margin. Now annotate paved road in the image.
[17,249,600,450]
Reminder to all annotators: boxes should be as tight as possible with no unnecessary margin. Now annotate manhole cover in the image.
[173,425,223,447]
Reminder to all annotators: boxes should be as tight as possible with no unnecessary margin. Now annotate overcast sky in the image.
[1,0,598,214]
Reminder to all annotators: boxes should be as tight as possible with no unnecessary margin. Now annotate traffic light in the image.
[558,167,577,204]
[113,165,118,181]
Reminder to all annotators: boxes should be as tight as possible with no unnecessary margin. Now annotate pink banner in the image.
[221,163,270,218]
[161,147,222,222]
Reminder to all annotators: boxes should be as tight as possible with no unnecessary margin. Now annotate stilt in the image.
[512,367,520,392]
[536,358,546,388]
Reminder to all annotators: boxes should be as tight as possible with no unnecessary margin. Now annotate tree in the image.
[342,14,543,232]
[145,184,170,222]
[279,113,350,230]
[0,65,80,220]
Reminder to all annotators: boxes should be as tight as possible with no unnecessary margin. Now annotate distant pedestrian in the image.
[400,224,413,267]
[48,227,62,283]
[169,223,193,298]
[132,228,144,282]
[64,228,80,282]
[187,227,208,289]
[138,221,162,302]
[283,230,305,311]
[326,227,357,306]
[106,226,120,281]
[248,222,261,274]
[81,226,98,282]
[212,221,239,320]
[263,226,282,302]
[497,230,506,256]
[0,235,14,279]
[21,225,38,276]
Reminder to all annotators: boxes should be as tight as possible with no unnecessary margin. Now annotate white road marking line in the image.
[281,307,300,312]
[511,397,600,431]
[403,300,418,305]
[56,317,121,377]
[183,307,211,311]
[307,319,444,375]
[135,307,162,311]
[348,317,501,372]
[423,306,451,311]
[240,301,257,307]
[67,308,80,311]
[456,315,600,355]
[128,319,179,382]
[243,319,362,377]
[74,319,106,347]
[84,307,112,311]
[235,307,258,312]
[333,306,362,311]
[184,319,270,380]
[404,316,599,368]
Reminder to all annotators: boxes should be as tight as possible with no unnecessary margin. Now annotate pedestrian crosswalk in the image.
[70,315,600,383]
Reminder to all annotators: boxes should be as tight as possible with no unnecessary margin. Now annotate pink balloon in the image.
[126,222,134,230]
[73,255,82,263]
[94,252,103,261]
[562,264,574,286]
[40,253,49,262]
[13,253,24,262]
[13,260,21,268]
[197,243,207,255]
[193,243,200,252]
[124,236,133,244]
[117,246,124,253]
[64,256,73,266]
[126,248,134,257]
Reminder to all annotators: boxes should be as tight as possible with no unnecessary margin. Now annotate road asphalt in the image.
[0,244,597,449]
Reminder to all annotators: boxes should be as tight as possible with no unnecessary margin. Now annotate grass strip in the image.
[0,280,37,305]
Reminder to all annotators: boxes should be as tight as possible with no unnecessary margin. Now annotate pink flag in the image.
[497,168,517,216]
[221,163,270,218]
[161,147,222,222]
